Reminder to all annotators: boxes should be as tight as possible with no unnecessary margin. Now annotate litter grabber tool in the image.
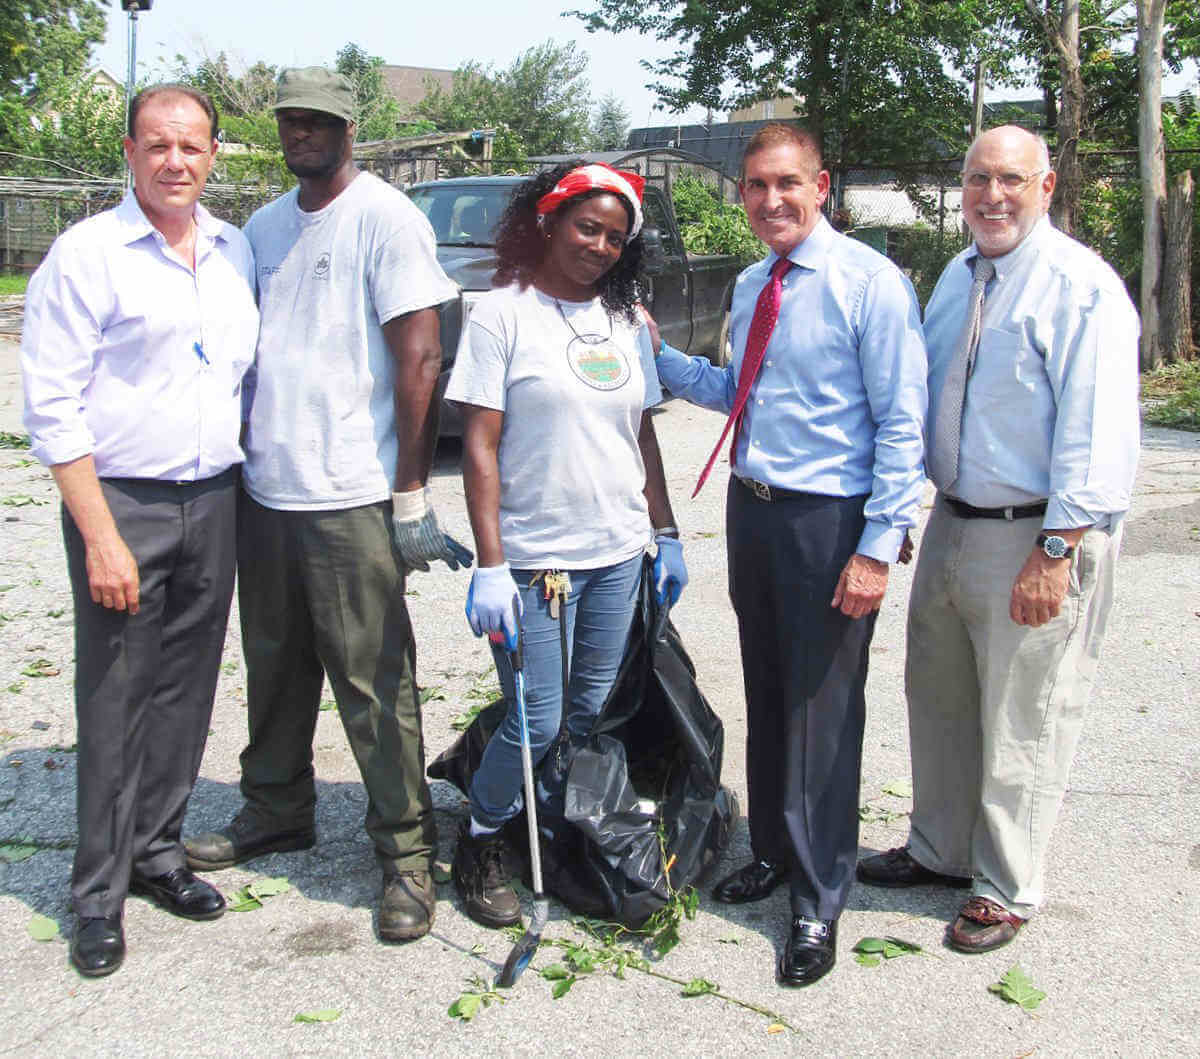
[491,595,549,988]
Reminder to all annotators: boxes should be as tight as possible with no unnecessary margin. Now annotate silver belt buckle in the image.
[751,479,772,502]
[1003,506,1015,520]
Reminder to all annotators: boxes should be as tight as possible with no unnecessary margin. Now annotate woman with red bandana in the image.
[444,161,686,928]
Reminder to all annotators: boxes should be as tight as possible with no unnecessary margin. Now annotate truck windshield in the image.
[407,185,514,247]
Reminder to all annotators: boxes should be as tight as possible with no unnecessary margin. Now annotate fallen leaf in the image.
[469,943,486,956]
[551,976,576,998]
[227,887,263,912]
[28,914,59,941]
[248,876,291,899]
[881,779,913,799]
[681,977,719,997]
[448,993,482,1021]
[431,863,453,884]
[294,1009,341,1023]
[989,965,1046,1011]
[767,1023,787,1035]
[0,840,38,864]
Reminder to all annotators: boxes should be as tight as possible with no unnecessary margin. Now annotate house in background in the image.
[381,65,457,120]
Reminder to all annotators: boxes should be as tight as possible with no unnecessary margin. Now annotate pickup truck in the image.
[405,173,744,433]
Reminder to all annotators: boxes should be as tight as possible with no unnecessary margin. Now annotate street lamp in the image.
[122,1,152,185]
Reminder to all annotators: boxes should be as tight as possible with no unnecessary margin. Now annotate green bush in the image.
[1142,361,1200,431]
[883,224,961,308]
[670,176,761,264]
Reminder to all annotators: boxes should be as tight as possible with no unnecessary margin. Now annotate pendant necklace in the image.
[554,297,613,345]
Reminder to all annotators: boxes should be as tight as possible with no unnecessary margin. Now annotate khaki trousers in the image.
[905,496,1118,917]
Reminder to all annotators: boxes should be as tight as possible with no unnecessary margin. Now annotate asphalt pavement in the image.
[1,334,1197,1056]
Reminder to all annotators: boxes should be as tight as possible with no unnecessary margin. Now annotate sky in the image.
[92,0,713,130]
[93,1,1198,133]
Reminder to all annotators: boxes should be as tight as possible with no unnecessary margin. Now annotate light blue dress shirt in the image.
[655,216,928,563]
[923,217,1140,530]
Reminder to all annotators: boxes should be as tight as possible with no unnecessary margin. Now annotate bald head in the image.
[961,125,1056,257]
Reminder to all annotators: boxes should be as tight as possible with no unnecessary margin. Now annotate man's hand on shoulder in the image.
[85,530,140,614]
[1009,550,1070,627]
[831,553,888,619]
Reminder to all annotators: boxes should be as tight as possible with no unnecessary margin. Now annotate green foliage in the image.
[1,1,107,100]
[0,430,31,448]
[448,975,506,1021]
[574,0,1009,164]
[335,43,404,142]
[15,72,125,178]
[172,52,276,119]
[670,175,760,263]
[852,936,924,966]
[1142,361,1200,431]
[293,1009,341,1024]
[591,92,630,151]
[27,914,59,941]
[227,875,291,911]
[419,39,593,161]
[882,225,962,309]
[989,964,1046,1011]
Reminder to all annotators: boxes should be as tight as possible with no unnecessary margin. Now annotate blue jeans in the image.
[468,552,643,829]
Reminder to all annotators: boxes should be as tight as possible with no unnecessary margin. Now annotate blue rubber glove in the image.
[653,535,687,607]
[465,563,522,650]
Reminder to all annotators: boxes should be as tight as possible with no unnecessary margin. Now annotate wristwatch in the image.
[1037,533,1074,560]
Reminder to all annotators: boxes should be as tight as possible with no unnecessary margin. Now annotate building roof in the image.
[382,65,457,116]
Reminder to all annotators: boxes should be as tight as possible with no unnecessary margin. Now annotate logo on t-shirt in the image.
[314,253,331,279]
[565,335,631,391]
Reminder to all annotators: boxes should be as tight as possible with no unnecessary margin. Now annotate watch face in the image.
[1042,535,1069,559]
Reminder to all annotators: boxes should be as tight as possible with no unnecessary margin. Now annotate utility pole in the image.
[122,1,153,187]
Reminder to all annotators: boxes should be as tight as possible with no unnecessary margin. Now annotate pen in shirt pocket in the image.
[193,341,210,365]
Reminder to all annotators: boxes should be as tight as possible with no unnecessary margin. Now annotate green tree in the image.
[334,42,403,141]
[1,0,109,165]
[173,52,276,118]
[591,92,630,150]
[419,39,593,160]
[573,0,1008,166]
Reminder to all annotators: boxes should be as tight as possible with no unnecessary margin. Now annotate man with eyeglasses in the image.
[857,125,1140,953]
[184,67,465,943]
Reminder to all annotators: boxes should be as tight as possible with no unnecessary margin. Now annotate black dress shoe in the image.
[778,915,837,987]
[130,867,226,921]
[70,916,125,978]
[856,846,972,889]
[712,859,787,904]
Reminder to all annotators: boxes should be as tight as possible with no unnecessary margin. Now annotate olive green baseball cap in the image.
[273,67,356,123]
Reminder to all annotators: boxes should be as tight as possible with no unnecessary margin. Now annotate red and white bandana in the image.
[535,163,646,238]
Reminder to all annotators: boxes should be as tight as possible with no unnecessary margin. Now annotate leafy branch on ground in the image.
[448,974,507,1021]
[852,936,925,967]
[1141,360,1200,431]
[450,667,502,731]
[989,965,1046,1012]
[227,875,291,912]
[0,432,31,450]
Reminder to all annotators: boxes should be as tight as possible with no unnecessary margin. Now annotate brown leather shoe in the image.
[856,847,972,889]
[947,896,1026,953]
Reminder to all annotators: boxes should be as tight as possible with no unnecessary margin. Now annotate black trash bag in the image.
[428,555,738,927]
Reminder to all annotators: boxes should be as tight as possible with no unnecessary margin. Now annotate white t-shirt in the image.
[242,171,458,510]
[445,282,662,569]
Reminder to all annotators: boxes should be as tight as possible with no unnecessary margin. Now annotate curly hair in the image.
[492,161,644,323]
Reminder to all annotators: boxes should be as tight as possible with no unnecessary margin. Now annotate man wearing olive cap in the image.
[185,67,465,942]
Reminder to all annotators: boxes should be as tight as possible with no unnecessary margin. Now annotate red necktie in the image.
[693,256,793,497]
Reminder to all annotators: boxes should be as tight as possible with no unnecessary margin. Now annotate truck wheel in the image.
[714,309,733,367]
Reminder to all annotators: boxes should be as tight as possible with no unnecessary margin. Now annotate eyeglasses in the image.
[963,170,1045,192]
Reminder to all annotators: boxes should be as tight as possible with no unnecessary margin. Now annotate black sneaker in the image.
[452,820,522,928]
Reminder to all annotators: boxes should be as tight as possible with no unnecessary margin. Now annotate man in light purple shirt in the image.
[20,84,259,978]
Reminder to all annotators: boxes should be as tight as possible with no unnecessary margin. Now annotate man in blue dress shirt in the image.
[653,123,928,986]
[857,125,1140,953]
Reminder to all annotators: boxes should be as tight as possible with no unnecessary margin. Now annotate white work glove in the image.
[391,486,474,572]
[465,563,522,650]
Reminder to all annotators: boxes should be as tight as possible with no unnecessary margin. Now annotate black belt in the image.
[735,476,813,503]
[944,495,1047,520]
